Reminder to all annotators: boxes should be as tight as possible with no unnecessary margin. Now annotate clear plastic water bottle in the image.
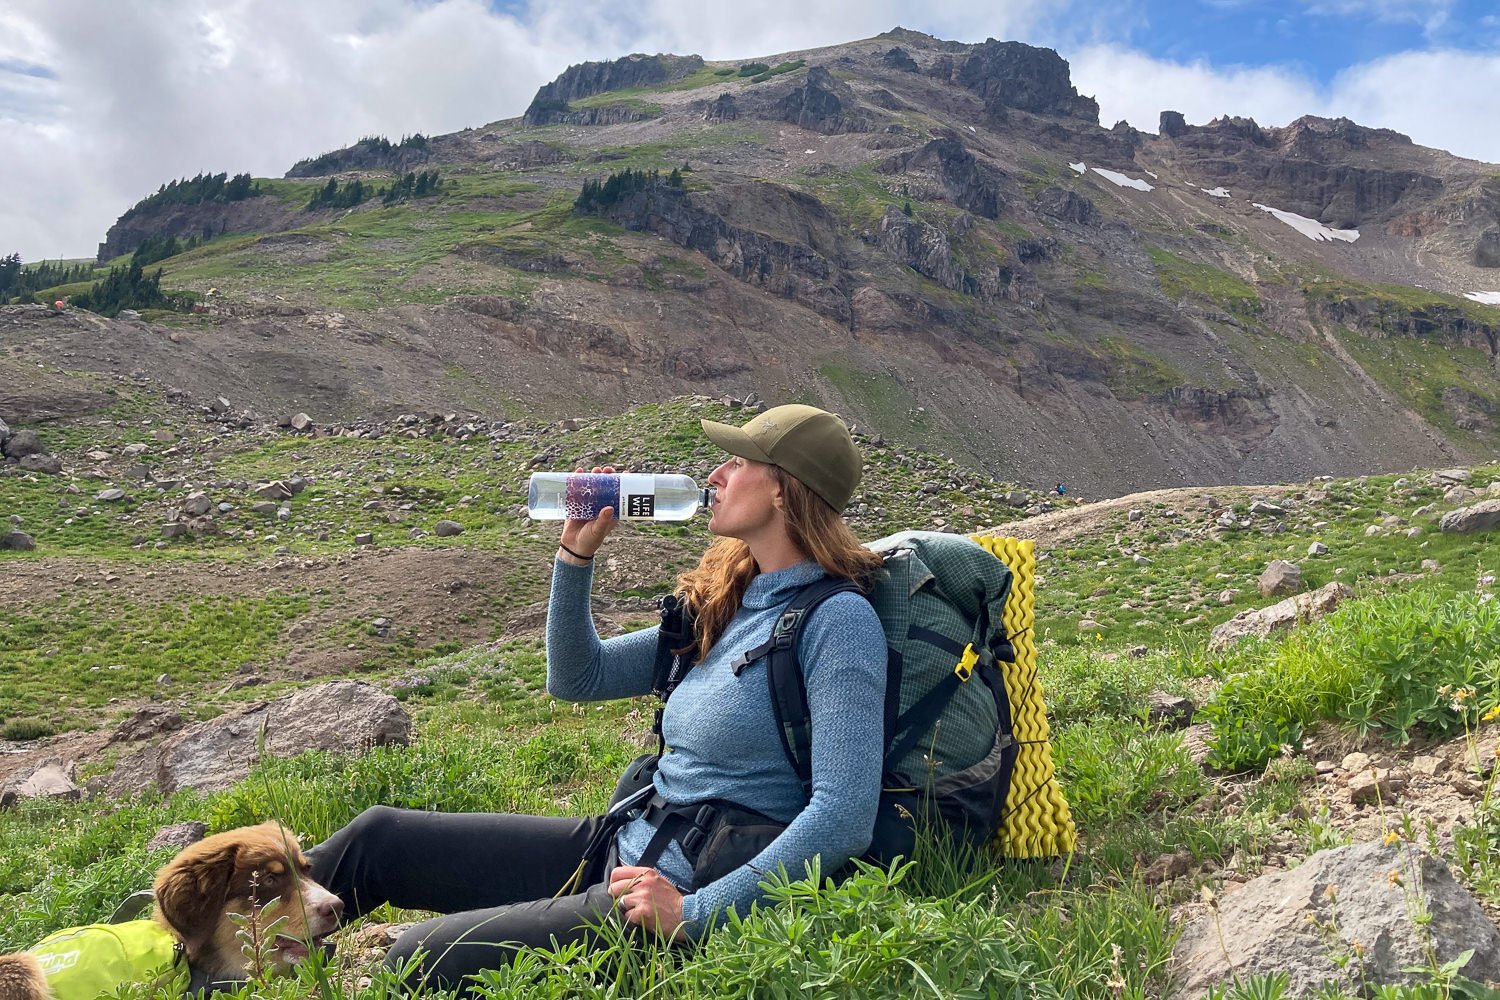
[526,472,714,521]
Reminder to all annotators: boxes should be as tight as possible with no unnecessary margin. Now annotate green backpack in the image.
[651,530,1019,861]
[29,921,188,1000]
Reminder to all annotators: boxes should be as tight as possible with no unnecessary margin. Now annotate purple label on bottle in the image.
[562,474,620,520]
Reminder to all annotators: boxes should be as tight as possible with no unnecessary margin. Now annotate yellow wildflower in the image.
[1483,705,1500,723]
[1323,884,1338,900]
[1383,831,1401,846]
[1351,938,1367,957]
[1388,869,1403,887]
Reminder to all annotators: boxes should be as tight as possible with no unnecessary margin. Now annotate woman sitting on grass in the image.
[309,404,887,989]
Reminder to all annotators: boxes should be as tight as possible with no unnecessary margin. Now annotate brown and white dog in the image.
[0,822,343,1000]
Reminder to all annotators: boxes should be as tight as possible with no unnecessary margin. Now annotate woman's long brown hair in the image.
[674,465,884,662]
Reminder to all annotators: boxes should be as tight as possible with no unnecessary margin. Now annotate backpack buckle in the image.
[773,608,805,639]
[954,644,979,682]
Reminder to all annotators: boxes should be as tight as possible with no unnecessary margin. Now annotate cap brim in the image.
[701,418,775,464]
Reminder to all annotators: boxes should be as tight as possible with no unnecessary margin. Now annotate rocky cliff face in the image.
[954,40,1099,122]
[523,53,704,125]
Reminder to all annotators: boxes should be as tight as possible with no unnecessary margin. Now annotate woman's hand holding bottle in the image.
[558,465,618,563]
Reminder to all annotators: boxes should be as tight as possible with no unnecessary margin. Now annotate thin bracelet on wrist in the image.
[558,541,594,562]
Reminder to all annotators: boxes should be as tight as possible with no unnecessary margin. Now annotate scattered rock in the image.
[146,821,207,853]
[1172,841,1500,998]
[110,706,185,743]
[1,759,81,808]
[1,531,36,551]
[1147,691,1195,728]
[1348,767,1401,806]
[433,519,465,537]
[19,454,62,474]
[255,480,295,500]
[1258,560,1302,597]
[181,492,213,517]
[1440,499,1500,534]
[1,429,46,460]
[103,681,411,796]
[1209,582,1354,652]
[1308,541,1329,556]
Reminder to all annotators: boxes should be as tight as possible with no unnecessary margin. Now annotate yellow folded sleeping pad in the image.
[970,534,1076,858]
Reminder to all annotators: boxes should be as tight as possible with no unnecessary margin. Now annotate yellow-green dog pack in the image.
[29,921,188,1000]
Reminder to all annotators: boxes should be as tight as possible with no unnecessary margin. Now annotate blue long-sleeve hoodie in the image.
[545,556,886,935]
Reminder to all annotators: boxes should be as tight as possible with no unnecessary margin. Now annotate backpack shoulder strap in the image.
[650,593,698,757]
[741,576,863,800]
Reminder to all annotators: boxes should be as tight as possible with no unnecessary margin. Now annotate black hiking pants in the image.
[308,805,639,991]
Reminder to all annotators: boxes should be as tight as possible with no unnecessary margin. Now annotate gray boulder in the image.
[1172,841,1500,998]
[433,519,465,537]
[0,531,36,551]
[1440,499,1500,534]
[1259,559,1303,597]
[180,492,213,517]
[104,680,411,796]
[146,820,207,853]
[1,758,81,808]
[19,453,62,474]
[2,428,45,460]
[1209,582,1353,652]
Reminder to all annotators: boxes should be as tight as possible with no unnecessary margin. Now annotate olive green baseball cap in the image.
[701,404,862,512]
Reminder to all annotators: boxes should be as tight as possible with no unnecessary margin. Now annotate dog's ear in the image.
[153,838,238,951]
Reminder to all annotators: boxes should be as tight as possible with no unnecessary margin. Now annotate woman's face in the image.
[705,455,783,541]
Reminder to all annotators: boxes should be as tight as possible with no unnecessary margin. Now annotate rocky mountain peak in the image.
[954,39,1099,123]
[524,52,705,124]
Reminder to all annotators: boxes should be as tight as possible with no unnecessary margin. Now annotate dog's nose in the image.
[318,895,345,920]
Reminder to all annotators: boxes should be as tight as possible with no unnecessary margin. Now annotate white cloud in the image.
[1,0,1496,262]
[1070,45,1320,131]
[1071,43,1500,165]
[1299,0,1454,31]
[2,0,1070,261]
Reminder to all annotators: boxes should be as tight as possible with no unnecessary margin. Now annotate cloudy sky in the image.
[3,0,1498,262]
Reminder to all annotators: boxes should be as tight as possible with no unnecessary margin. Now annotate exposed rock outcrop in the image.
[1309,293,1499,358]
[1033,186,1097,225]
[285,135,433,178]
[704,92,739,122]
[877,138,1006,219]
[524,53,704,125]
[1159,110,1189,138]
[873,207,1010,300]
[955,40,1099,122]
[882,47,920,73]
[776,65,873,134]
[526,104,657,128]
[1476,228,1500,268]
[593,180,852,324]
[1162,116,1444,227]
[1209,581,1354,652]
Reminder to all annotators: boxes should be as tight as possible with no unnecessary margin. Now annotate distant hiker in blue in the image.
[1054,482,1066,496]
[308,405,886,991]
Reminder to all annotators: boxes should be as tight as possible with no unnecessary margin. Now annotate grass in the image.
[1093,335,1186,398]
[4,400,1500,998]
[1332,325,1500,450]
[1146,245,1263,317]
[0,594,308,729]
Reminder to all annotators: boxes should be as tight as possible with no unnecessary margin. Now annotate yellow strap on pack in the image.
[954,643,979,681]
